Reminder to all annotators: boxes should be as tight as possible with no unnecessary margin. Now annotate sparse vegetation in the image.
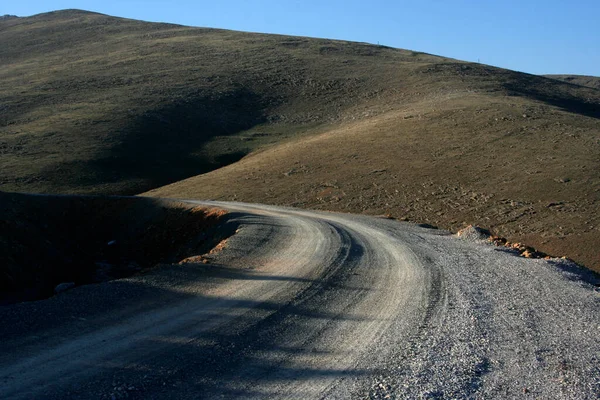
[545,74,600,90]
[0,9,442,195]
[2,9,600,271]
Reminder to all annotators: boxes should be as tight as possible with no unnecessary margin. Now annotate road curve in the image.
[0,201,598,399]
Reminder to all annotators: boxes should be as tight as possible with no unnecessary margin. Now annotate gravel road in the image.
[1,201,599,399]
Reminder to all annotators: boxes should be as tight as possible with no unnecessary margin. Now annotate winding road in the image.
[1,201,599,399]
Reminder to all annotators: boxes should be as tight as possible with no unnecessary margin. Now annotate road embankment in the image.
[0,193,227,304]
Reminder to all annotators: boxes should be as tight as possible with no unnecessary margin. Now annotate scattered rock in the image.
[489,235,507,246]
[511,242,526,251]
[554,177,571,183]
[93,262,113,282]
[178,255,208,264]
[522,249,534,258]
[54,282,75,294]
[489,236,549,260]
[128,262,141,271]
[457,225,491,241]
[95,261,113,269]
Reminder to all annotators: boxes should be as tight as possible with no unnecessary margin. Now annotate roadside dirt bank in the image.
[0,192,228,305]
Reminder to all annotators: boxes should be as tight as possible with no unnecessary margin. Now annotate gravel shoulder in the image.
[0,201,598,399]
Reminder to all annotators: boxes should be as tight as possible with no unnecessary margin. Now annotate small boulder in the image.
[457,225,491,241]
[522,249,534,258]
[54,282,75,294]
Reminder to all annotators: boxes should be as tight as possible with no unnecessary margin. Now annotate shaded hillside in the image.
[145,69,600,272]
[1,9,446,195]
[545,74,600,90]
[4,10,598,196]
[2,10,600,272]
[148,91,600,272]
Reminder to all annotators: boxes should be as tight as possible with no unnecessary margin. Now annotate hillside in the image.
[1,9,445,195]
[545,74,600,90]
[2,10,600,271]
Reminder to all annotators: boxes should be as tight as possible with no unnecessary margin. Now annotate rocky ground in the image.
[1,201,598,399]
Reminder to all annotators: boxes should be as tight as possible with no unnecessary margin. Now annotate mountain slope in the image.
[545,74,600,90]
[147,94,600,271]
[2,10,600,271]
[1,9,446,195]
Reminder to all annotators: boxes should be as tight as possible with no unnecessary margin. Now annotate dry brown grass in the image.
[147,93,600,272]
[2,10,600,273]
[0,9,445,195]
[546,75,600,90]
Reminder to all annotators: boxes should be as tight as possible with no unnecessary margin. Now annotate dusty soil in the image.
[147,94,600,273]
[0,192,227,304]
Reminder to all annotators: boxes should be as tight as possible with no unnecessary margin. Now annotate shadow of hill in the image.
[419,63,600,120]
[0,260,374,398]
[502,74,600,120]
[43,87,270,194]
[0,193,232,305]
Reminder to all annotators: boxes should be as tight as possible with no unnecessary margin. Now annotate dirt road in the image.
[1,201,598,399]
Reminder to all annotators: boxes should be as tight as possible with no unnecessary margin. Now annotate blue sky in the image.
[3,1,599,76]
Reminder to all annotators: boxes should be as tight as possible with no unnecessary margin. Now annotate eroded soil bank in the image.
[0,192,228,305]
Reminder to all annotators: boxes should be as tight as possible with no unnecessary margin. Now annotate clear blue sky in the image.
[3,1,599,76]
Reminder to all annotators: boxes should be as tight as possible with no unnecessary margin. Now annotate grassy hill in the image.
[1,9,447,195]
[2,10,600,271]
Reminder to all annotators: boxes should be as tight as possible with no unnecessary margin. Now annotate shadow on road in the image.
[0,233,375,398]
